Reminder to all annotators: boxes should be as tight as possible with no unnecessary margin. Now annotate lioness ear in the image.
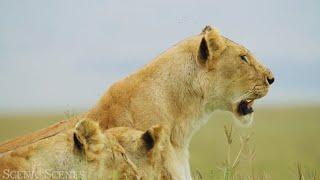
[141,125,163,151]
[197,26,226,66]
[73,119,105,161]
[201,25,213,34]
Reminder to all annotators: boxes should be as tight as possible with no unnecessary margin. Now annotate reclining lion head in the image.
[73,119,174,179]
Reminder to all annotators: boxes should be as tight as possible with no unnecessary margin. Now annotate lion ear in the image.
[73,119,105,161]
[141,125,163,151]
[197,26,226,66]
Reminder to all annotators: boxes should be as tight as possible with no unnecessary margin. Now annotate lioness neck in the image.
[86,36,216,149]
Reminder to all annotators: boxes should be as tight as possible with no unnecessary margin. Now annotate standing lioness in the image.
[85,25,274,179]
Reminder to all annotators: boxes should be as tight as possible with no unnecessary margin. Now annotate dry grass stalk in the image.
[297,163,306,180]
[222,125,253,180]
[195,169,204,180]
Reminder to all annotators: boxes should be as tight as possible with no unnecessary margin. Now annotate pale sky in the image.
[0,0,319,112]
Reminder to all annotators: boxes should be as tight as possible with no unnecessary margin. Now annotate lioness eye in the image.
[240,55,249,63]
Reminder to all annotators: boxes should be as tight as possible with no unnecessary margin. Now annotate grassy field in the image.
[0,106,319,179]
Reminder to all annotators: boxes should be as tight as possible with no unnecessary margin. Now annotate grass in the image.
[190,106,320,179]
[0,106,319,179]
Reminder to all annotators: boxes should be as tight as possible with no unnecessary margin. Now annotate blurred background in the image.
[0,0,319,179]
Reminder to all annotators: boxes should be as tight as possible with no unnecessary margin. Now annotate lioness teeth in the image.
[247,100,254,107]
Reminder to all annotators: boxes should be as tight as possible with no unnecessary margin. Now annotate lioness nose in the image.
[265,68,274,85]
[267,77,274,85]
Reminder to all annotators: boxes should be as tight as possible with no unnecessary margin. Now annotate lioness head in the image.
[105,125,175,179]
[196,25,274,125]
[74,119,173,179]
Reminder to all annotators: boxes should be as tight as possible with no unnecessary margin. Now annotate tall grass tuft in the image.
[220,124,271,180]
[295,163,319,180]
[222,125,251,180]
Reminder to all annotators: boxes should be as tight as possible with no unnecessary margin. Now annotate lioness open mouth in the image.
[237,99,254,116]
[232,98,256,126]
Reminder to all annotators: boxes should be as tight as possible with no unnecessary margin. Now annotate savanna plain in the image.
[0,106,319,179]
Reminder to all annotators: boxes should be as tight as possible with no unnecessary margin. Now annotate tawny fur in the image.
[0,25,274,180]
[0,119,177,180]
[84,25,273,179]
